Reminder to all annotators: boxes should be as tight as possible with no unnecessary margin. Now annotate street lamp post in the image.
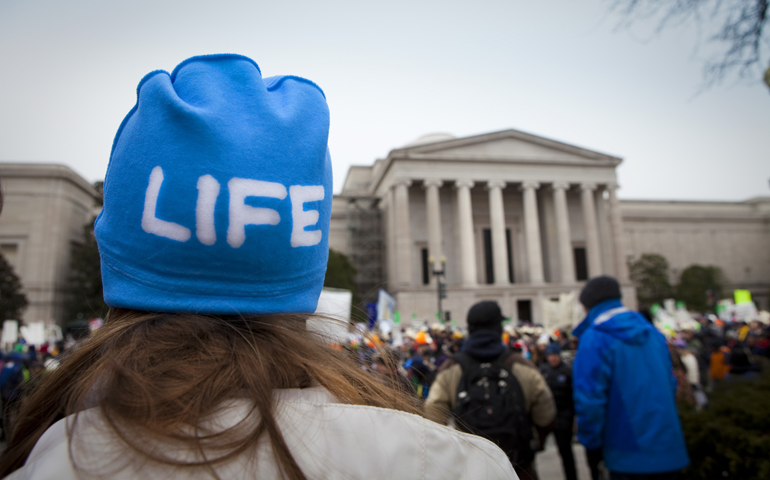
[429,255,447,322]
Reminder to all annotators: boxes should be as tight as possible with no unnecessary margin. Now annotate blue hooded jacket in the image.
[572,299,690,473]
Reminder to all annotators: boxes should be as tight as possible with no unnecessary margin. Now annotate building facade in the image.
[621,198,770,308]
[0,163,102,324]
[2,132,767,327]
[331,130,770,326]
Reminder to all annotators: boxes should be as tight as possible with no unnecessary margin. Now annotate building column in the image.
[595,186,613,277]
[455,180,478,287]
[552,182,576,284]
[521,181,544,285]
[424,179,444,276]
[580,183,602,278]
[487,180,509,285]
[607,183,630,282]
[393,178,413,286]
[383,192,397,290]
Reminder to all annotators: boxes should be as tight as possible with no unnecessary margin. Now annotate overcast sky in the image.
[1,0,768,201]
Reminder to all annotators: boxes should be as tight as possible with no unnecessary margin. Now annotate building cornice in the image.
[622,214,767,222]
[0,163,101,201]
[393,129,621,162]
[620,198,770,221]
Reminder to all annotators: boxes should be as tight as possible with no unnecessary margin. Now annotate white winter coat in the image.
[6,387,517,480]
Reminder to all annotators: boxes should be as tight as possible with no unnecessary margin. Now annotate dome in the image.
[402,133,456,147]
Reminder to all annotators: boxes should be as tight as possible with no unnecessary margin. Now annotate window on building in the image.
[0,243,19,270]
[517,300,532,323]
[421,247,430,285]
[484,229,515,284]
[574,247,588,281]
[506,229,514,283]
[483,229,494,284]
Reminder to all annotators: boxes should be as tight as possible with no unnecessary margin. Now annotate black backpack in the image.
[452,352,535,466]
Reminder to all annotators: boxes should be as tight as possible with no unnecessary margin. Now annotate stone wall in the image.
[621,198,770,310]
[0,163,101,324]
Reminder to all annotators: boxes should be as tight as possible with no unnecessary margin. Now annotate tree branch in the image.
[610,0,770,87]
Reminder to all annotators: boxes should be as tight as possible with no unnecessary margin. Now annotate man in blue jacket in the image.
[573,276,689,480]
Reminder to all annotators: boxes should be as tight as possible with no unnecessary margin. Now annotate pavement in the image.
[534,434,592,480]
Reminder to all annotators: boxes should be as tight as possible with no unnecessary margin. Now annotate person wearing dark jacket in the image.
[425,301,556,479]
[539,343,577,480]
[573,276,690,480]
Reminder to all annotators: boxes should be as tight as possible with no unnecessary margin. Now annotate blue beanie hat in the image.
[545,343,561,356]
[95,54,332,315]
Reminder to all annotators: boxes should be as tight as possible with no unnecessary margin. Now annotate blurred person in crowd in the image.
[17,362,45,403]
[681,328,708,387]
[24,346,37,364]
[674,338,706,408]
[668,340,695,405]
[429,334,450,369]
[559,337,578,368]
[448,337,463,355]
[538,343,577,480]
[404,344,436,399]
[709,344,732,384]
[727,344,758,379]
[0,351,27,442]
[674,339,700,390]
[744,332,767,361]
[0,55,516,479]
[754,331,770,358]
[371,350,414,396]
[573,276,689,480]
[425,300,555,479]
[556,330,570,349]
[531,334,550,367]
[510,340,536,368]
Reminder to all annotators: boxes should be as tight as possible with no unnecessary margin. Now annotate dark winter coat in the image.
[539,360,574,431]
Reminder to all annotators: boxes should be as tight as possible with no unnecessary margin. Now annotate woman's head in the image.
[0,56,419,480]
[1,309,421,478]
[95,54,332,315]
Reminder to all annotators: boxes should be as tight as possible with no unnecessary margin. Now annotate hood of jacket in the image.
[462,329,505,360]
[572,299,650,345]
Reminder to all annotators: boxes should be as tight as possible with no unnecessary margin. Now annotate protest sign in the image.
[2,320,18,346]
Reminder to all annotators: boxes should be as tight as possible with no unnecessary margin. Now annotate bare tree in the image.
[610,0,769,89]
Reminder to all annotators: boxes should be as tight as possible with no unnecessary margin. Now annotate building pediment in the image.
[362,129,622,195]
[392,129,621,166]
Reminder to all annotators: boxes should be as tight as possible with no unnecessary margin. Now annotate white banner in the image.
[20,321,46,346]
[377,289,396,323]
[2,320,18,345]
[310,288,353,344]
[541,292,580,333]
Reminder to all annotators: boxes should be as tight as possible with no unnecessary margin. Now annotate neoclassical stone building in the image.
[331,130,770,326]
[1,131,767,327]
[0,163,101,324]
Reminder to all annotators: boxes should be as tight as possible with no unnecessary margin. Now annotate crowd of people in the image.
[337,279,769,480]
[349,304,769,406]
[0,326,87,442]
[2,281,767,479]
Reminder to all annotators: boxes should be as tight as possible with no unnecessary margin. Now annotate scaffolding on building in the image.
[346,196,384,306]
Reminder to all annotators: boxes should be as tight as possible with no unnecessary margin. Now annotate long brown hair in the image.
[0,308,420,478]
